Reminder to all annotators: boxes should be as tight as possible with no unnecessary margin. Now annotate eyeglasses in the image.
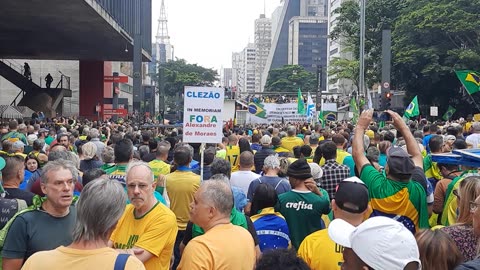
[127,183,150,190]
[470,201,480,213]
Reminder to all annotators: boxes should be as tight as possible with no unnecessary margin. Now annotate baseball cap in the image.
[444,135,456,143]
[308,162,323,180]
[386,147,415,176]
[328,216,421,270]
[12,140,25,148]
[38,128,49,133]
[260,135,272,145]
[334,177,369,213]
[27,134,38,144]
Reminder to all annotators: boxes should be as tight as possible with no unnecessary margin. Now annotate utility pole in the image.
[359,0,366,100]
[316,65,323,111]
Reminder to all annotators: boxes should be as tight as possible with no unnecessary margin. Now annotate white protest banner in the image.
[247,102,341,124]
[430,106,438,117]
[183,87,224,143]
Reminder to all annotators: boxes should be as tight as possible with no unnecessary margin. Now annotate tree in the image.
[330,0,405,90]
[328,56,359,91]
[157,59,218,96]
[265,65,317,93]
[392,0,480,115]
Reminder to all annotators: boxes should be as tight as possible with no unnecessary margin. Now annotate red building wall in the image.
[79,61,112,120]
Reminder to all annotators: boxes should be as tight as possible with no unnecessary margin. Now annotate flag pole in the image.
[464,86,480,112]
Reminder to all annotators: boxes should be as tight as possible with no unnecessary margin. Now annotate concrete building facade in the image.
[327,0,355,94]
[254,14,272,92]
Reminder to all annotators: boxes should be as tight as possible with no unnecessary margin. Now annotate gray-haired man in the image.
[2,160,78,270]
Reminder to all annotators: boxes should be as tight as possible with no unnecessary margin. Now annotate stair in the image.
[0,60,71,117]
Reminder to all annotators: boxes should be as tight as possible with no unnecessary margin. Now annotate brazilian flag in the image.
[248,102,267,119]
[455,70,480,95]
[318,111,325,128]
[442,105,456,121]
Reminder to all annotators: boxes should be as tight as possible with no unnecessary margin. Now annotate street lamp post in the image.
[359,0,366,101]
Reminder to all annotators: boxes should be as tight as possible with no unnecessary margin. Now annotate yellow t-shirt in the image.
[225,145,241,172]
[22,246,145,270]
[165,170,201,230]
[177,223,256,270]
[281,136,305,152]
[298,229,343,270]
[148,159,171,180]
[110,203,178,270]
[319,149,351,166]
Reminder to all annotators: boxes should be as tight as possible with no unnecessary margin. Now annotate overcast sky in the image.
[151,0,281,72]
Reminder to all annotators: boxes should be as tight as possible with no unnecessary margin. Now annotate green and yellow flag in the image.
[442,105,456,121]
[318,111,325,128]
[455,70,480,95]
[404,96,420,118]
[297,88,305,115]
[248,102,267,119]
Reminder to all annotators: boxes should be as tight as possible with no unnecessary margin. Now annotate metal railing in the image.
[55,74,71,90]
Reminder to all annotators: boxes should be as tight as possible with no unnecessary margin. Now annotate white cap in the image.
[328,217,420,270]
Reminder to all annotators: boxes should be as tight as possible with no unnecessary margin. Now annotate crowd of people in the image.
[0,110,480,269]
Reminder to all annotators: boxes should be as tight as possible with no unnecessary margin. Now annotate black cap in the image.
[335,177,369,214]
[386,147,415,176]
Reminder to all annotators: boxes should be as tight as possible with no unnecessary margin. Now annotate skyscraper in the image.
[262,0,327,92]
[288,17,328,77]
[232,44,256,95]
[254,14,272,92]
[327,0,354,94]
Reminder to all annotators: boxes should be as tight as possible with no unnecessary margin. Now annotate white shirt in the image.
[466,133,480,148]
[230,170,261,196]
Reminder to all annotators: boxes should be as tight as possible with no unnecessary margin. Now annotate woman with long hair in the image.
[250,183,290,252]
[415,229,463,270]
[440,176,480,261]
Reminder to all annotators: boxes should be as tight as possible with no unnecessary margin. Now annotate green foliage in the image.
[328,57,359,90]
[265,65,317,93]
[332,0,480,115]
[393,0,480,115]
[157,59,218,96]
[330,0,405,90]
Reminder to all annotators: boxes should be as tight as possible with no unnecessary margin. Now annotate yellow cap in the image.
[365,130,374,139]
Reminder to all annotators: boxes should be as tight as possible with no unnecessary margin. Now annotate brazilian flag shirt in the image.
[441,170,480,226]
[360,165,429,233]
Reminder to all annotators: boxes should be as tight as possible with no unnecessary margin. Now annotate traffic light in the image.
[385,92,392,109]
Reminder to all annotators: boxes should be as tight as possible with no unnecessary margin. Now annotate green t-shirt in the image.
[360,165,429,233]
[275,189,330,249]
[1,131,27,145]
[44,136,54,146]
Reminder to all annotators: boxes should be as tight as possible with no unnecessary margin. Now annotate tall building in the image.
[288,17,328,87]
[261,0,327,91]
[222,68,232,87]
[232,52,242,92]
[327,0,354,94]
[232,44,256,95]
[254,14,272,92]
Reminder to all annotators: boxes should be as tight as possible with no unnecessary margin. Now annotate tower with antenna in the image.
[155,0,173,64]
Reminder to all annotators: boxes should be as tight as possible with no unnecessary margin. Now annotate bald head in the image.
[239,151,254,169]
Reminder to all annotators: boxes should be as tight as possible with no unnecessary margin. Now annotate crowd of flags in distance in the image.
[247,70,480,123]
